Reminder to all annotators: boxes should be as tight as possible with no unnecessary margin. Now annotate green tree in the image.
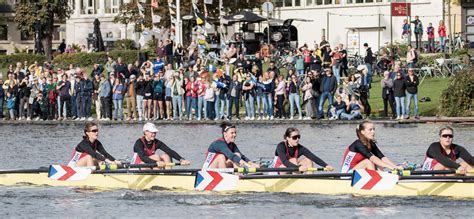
[14,0,73,61]
[113,0,144,38]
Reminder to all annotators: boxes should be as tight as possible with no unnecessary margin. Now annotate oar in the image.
[394,169,474,176]
[240,172,352,180]
[0,167,49,174]
[98,162,183,170]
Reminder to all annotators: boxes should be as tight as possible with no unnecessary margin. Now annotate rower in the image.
[341,121,402,173]
[270,127,334,173]
[203,122,259,169]
[132,123,190,169]
[68,122,121,167]
[422,126,473,174]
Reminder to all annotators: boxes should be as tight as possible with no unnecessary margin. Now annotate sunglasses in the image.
[290,135,301,140]
[89,129,99,133]
[441,134,453,139]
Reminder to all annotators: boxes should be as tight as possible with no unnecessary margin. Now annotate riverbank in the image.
[1,116,473,125]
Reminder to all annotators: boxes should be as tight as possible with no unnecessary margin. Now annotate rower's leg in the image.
[159,154,172,169]
[298,157,314,174]
[353,159,376,170]
[148,154,163,170]
[208,154,228,169]
[280,158,299,175]
[74,155,94,167]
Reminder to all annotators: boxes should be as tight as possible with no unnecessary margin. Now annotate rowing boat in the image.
[1,172,472,198]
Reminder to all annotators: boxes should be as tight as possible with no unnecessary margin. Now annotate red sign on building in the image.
[391,3,411,17]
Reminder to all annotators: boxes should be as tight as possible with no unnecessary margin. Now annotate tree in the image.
[14,0,73,61]
[113,1,144,38]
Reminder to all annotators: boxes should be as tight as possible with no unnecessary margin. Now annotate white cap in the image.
[143,123,158,133]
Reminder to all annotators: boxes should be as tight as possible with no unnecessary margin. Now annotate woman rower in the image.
[422,126,473,174]
[341,121,402,173]
[270,127,334,173]
[132,123,190,169]
[203,122,259,169]
[68,122,121,167]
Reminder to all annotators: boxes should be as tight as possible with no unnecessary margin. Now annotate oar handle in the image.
[391,169,474,176]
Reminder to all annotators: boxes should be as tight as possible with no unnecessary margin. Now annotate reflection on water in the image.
[0,123,473,218]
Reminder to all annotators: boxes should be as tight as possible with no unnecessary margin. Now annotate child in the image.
[6,91,16,120]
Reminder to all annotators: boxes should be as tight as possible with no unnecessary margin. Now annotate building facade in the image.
[65,0,137,49]
[267,0,462,54]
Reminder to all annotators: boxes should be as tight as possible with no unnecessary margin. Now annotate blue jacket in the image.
[320,75,337,94]
[7,96,15,110]
[98,80,111,98]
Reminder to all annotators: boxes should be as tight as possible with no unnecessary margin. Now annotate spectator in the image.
[267,61,280,77]
[295,54,305,76]
[91,63,103,78]
[142,74,153,120]
[105,57,116,76]
[112,78,124,120]
[58,39,66,54]
[340,95,364,120]
[438,20,446,52]
[92,74,101,120]
[74,72,83,120]
[152,73,165,120]
[185,76,198,120]
[318,68,337,119]
[242,73,255,120]
[196,75,207,120]
[402,19,411,45]
[135,74,146,121]
[125,64,138,80]
[381,71,395,118]
[339,43,349,77]
[204,76,216,120]
[171,72,184,120]
[81,73,94,121]
[32,91,47,120]
[174,43,185,69]
[28,76,42,120]
[45,77,57,120]
[57,74,71,120]
[98,74,111,121]
[393,72,406,120]
[363,43,374,85]
[411,16,423,49]
[164,39,174,65]
[405,68,419,120]
[6,91,16,120]
[261,72,275,120]
[329,95,346,120]
[274,75,286,119]
[152,57,165,76]
[125,74,138,121]
[287,74,302,120]
[427,23,435,53]
[330,45,343,85]
[17,76,29,120]
[114,57,127,80]
[156,40,166,59]
[406,45,416,68]
[227,74,241,120]
[301,76,314,120]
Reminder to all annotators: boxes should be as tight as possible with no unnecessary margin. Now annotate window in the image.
[324,0,332,4]
[0,25,7,41]
[306,0,313,5]
[53,25,61,41]
[21,31,33,41]
[274,0,283,7]
[82,0,96,14]
[316,0,323,5]
[284,0,292,7]
[0,50,7,55]
[356,0,363,3]
[295,0,301,6]
[111,0,122,13]
[366,0,374,3]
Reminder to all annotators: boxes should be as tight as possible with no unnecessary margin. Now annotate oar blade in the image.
[351,169,399,190]
[194,171,238,191]
[48,165,92,181]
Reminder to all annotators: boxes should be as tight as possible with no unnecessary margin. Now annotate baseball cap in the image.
[143,122,158,133]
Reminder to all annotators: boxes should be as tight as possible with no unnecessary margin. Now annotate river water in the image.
[0,123,473,218]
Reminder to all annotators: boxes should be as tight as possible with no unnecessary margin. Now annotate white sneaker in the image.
[18,117,22,121]
[138,118,142,121]
[87,117,94,121]
[244,116,249,120]
[396,116,400,120]
[104,118,110,121]
[34,117,40,121]
[270,116,274,120]
[304,117,311,120]
[289,116,294,120]
[74,118,80,121]
[250,116,255,120]
[27,117,31,121]
[298,116,303,120]
[80,117,86,121]
[257,116,261,120]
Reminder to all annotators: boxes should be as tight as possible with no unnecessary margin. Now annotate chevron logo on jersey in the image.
[48,165,93,181]
[351,169,399,190]
[194,171,238,191]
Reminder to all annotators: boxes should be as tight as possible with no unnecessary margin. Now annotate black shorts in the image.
[153,92,164,101]
[144,93,153,100]
[165,96,172,101]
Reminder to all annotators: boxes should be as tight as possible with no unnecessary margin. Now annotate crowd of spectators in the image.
[0,36,421,122]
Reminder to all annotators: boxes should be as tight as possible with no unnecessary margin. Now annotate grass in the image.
[368,76,450,117]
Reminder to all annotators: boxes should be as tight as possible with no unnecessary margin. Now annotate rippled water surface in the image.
[0,123,473,218]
